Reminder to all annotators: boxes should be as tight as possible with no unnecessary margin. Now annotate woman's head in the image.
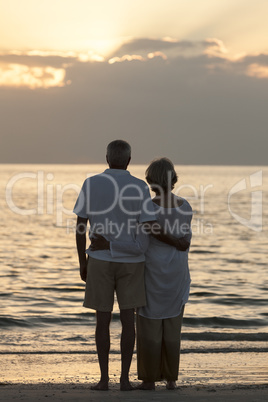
[145,158,178,194]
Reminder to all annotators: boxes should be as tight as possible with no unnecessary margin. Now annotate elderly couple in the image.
[74,140,192,391]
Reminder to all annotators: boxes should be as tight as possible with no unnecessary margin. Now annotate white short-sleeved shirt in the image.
[73,169,156,263]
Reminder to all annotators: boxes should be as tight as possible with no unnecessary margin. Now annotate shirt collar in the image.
[104,168,130,175]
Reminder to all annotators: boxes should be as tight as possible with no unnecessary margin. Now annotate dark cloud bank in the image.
[1,38,268,165]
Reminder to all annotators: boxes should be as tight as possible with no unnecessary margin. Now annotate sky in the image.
[1,0,268,165]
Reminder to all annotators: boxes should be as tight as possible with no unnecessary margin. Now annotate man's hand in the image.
[90,234,110,251]
[80,262,87,282]
[148,221,190,251]
[177,236,190,251]
[76,216,88,282]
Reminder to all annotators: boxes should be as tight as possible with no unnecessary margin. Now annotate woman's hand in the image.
[90,234,110,251]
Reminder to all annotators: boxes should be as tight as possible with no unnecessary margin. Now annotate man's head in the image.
[106,140,131,169]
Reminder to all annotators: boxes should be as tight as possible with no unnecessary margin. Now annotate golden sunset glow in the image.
[108,54,145,64]
[147,52,167,60]
[246,64,268,79]
[1,1,268,55]
[204,38,228,57]
[0,63,66,88]
[0,1,268,89]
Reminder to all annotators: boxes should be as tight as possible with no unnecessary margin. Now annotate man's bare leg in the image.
[120,308,135,391]
[91,311,111,391]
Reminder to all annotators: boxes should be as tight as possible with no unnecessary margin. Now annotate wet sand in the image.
[1,352,267,401]
[0,383,267,402]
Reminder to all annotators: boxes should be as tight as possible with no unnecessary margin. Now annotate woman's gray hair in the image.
[106,140,131,168]
[146,158,178,192]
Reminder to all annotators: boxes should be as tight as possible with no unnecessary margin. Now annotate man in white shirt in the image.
[73,140,156,391]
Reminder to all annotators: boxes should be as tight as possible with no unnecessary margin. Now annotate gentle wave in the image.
[184,317,268,328]
[182,332,268,341]
[24,286,83,292]
[0,315,95,328]
[190,296,268,306]
[0,347,267,355]
[190,250,216,254]
[1,315,268,330]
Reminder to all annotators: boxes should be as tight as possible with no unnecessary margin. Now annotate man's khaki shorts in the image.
[83,256,146,312]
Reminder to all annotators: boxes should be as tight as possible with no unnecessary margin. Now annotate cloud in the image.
[113,37,195,54]
[107,38,268,81]
[246,63,268,79]
[0,38,268,91]
[205,51,268,79]
[108,54,146,64]
[0,52,74,68]
[147,52,168,60]
[111,37,228,59]
[1,40,267,166]
[229,53,268,79]
[0,50,104,66]
[108,51,168,64]
[203,38,228,57]
[0,50,104,88]
[0,63,67,89]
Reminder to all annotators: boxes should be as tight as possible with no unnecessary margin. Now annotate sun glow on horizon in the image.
[1,0,268,59]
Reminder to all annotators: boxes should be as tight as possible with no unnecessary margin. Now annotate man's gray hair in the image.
[106,140,131,168]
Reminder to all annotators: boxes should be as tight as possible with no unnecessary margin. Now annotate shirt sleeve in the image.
[183,219,192,243]
[73,179,89,218]
[110,224,150,258]
[139,185,156,223]
[180,203,193,243]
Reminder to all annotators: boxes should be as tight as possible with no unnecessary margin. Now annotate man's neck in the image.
[108,165,127,170]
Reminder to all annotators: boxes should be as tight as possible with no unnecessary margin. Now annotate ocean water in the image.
[0,164,267,356]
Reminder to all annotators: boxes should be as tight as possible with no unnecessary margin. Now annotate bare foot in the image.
[120,379,135,391]
[90,380,109,391]
[136,381,155,390]
[166,381,176,390]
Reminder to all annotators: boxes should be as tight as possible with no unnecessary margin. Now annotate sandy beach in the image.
[1,352,267,401]
[1,383,267,402]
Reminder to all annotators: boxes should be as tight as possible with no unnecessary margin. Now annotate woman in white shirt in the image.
[136,158,192,390]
